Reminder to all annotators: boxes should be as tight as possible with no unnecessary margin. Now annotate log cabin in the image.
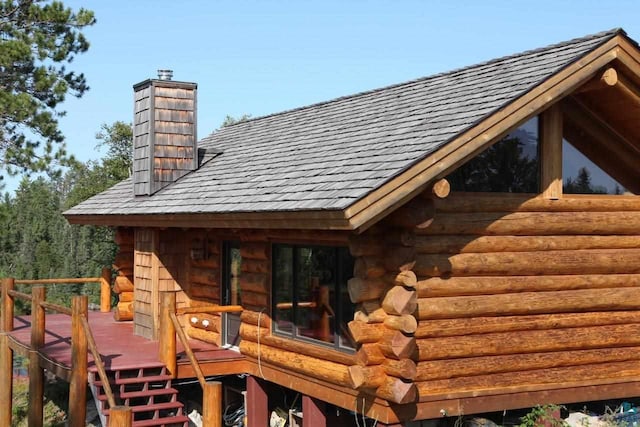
[59,28,640,425]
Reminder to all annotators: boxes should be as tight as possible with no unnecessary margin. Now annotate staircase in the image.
[90,362,189,427]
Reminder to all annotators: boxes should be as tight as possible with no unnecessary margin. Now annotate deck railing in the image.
[159,291,242,426]
[0,273,133,427]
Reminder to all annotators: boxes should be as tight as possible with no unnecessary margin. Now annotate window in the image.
[272,244,355,351]
[563,139,628,194]
[447,117,540,193]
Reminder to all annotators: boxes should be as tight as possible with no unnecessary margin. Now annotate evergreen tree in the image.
[0,0,95,180]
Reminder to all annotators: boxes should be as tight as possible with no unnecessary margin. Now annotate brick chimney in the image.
[132,70,197,196]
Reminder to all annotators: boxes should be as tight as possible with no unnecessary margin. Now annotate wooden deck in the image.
[7,311,248,381]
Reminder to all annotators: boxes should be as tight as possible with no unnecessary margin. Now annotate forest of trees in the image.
[0,122,132,311]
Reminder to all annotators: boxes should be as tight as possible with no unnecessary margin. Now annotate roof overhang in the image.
[66,33,640,233]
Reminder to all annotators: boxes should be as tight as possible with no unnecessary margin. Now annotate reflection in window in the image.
[447,117,539,193]
[563,139,628,194]
[272,244,355,351]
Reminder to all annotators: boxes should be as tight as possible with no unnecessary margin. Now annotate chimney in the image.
[132,70,197,196]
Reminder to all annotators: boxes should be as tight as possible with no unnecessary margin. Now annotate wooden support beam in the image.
[302,395,326,427]
[28,286,46,427]
[576,67,618,93]
[540,103,563,199]
[108,406,133,427]
[246,376,269,427]
[159,292,177,378]
[203,381,222,427]
[427,178,451,199]
[69,295,88,427]
[615,72,640,107]
[100,267,112,312]
[1,278,15,427]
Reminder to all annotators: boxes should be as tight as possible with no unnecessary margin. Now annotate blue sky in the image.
[7,0,640,191]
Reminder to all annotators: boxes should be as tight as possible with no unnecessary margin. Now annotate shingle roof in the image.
[65,29,622,219]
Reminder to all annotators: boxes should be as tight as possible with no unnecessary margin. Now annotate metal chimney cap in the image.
[157,69,173,80]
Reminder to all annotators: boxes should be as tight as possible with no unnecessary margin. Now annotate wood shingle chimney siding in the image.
[133,71,197,196]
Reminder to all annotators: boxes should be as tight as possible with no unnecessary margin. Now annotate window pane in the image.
[337,247,355,349]
[229,245,241,306]
[297,247,336,344]
[273,245,293,335]
[563,139,629,194]
[447,117,539,193]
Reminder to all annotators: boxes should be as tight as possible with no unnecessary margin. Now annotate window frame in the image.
[271,242,355,353]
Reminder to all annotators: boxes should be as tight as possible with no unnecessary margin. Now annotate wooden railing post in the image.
[0,278,15,427]
[28,286,46,427]
[159,292,177,377]
[108,406,133,427]
[69,295,88,427]
[202,381,222,427]
[100,267,112,313]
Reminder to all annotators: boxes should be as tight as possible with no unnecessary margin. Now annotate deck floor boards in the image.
[7,312,244,375]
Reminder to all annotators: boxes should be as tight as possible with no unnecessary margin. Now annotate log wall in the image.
[113,228,134,321]
[413,192,640,401]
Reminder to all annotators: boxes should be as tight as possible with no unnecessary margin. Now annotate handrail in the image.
[7,289,31,301]
[16,277,101,285]
[80,316,117,408]
[169,312,207,388]
[40,300,72,316]
[176,305,243,315]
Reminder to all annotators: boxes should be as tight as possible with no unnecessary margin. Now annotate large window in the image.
[272,244,355,351]
[447,117,540,193]
[563,139,628,194]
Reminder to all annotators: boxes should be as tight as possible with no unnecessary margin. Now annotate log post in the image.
[302,395,326,427]
[28,286,46,427]
[202,381,222,427]
[108,406,133,427]
[100,267,112,313]
[69,295,88,427]
[159,292,177,377]
[0,278,13,427]
[246,376,269,427]
[428,178,451,199]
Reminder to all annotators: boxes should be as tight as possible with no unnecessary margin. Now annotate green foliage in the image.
[12,377,68,426]
[519,404,567,427]
[220,114,252,128]
[0,120,132,310]
[0,0,95,180]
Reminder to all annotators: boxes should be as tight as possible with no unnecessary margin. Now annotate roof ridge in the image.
[212,28,623,135]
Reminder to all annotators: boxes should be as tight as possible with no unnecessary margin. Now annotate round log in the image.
[415,311,640,338]
[382,246,416,272]
[384,198,435,229]
[387,271,418,288]
[118,292,133,303]
[416,287,640,320]
[415,234,640,255]
[241,258,270,274]
[187,325,220,345]
[354,257,386,279]
[383,358,417,380]
[428,178,451,199]
[187,313,221,333]
[239,324,355,365]
[239,291,268,309]
[416,346,640,381]
[348,277,388,303]
[113,275,134,293]
[188,284,220,302]
[348,365,387,389]
[240,310,272,329]
[415,249,640,277]
[417,274,640,298]
[348,321,384,344]
[419,211,640,236]
[239,340,351,386]
[379,329,416,360]
[376,376,417,404]
[113,302,133,321]
[356,343,386,366]
[384,314,417,334]
[416,323,640,361]
[434,193,640,213]
[382,286,417,316]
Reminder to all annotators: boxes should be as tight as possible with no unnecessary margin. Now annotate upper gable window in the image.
[563,139,629,195]
[447,117,539,193]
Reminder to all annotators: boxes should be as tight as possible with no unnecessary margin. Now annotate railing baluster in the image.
[28,286,46,427]
[69,295,88,427]
[0,278,15,427]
